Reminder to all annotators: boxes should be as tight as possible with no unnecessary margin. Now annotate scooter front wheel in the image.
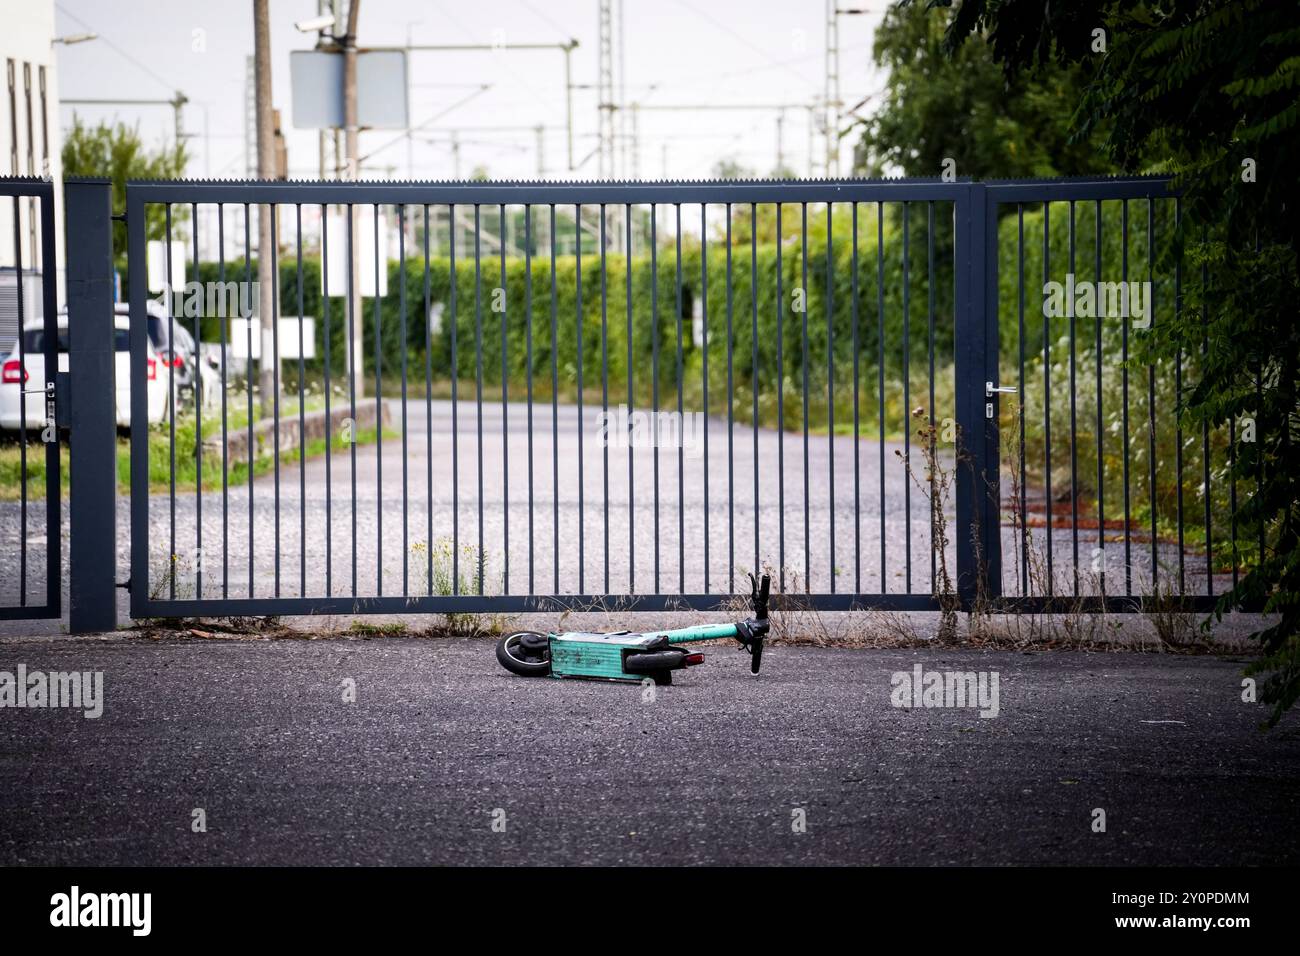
[496,632,552,677]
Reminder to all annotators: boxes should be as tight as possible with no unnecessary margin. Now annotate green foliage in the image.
[687,203,957,434]
[934,0,1300,723]
[711,157,757,180]
[184,206,956,438]
[998,201,1237,560]
[61,116,188,256]
[856,2,1111,178]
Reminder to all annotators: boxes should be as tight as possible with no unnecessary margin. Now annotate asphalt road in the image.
[0,637,1294,866]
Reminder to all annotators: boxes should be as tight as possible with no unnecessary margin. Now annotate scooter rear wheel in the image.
[496,632,552,677]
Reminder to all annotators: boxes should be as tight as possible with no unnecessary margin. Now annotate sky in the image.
[53,0,887,182]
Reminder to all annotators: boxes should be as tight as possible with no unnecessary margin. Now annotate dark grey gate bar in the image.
[66,179,117,632]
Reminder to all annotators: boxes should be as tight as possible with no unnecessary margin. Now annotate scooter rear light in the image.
[684,652,705,666]
[1,359,26,384]
[146,357,157,381]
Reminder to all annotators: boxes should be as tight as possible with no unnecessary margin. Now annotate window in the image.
[21,328,72,353]
[6,59,16,175]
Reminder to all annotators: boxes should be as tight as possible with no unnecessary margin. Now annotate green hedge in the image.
[176,205,956,435]
[998,200,1238,566]
[128,195,1242,573]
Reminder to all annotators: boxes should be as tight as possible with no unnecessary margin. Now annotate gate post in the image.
[66,179,119,633]
[954,183,1002,607]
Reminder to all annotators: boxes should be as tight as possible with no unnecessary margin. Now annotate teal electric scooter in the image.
[495,574,770,685]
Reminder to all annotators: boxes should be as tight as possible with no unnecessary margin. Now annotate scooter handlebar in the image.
[747,573,771,618]
[740,573,771,674]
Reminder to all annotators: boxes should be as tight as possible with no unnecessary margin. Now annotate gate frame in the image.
[66,178,119,632]
[122,177,980,618]
[977,175,1227,614]
[113,175,1216,620]
[0,177,60,621]
[953,182,999,607]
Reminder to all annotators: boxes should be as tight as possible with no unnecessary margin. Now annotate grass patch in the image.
[146,420,395,496]
[0,394,392,501]
[346,620,409,636]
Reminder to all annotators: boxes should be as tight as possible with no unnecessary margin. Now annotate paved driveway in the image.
[0,638,1292,866]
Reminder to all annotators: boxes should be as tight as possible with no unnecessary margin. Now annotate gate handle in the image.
[985,381,1017,396]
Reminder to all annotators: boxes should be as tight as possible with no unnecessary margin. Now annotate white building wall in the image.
[0,0,65,334]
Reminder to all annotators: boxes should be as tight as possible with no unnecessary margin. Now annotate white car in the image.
[146,304,222,414]
[0,310,169,431]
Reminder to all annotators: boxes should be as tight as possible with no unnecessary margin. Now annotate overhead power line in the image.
[54,2,179,94]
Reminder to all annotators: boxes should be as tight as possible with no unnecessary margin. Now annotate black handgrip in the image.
[743,574,770,674]
[749,572,771,619]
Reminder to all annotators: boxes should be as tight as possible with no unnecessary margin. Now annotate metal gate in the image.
[984,178,1225,612]
[121,178,989,617]
[0,178,60,621]
[100,175,1238,621]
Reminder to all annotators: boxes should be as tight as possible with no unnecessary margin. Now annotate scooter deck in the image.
[549,631,662,681]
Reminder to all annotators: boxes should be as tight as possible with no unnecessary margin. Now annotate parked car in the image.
[144,304,220,412]
[0,310,169,432]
